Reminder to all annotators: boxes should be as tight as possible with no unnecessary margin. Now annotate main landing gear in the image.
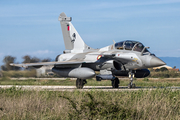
[128,71,136,89]
[111,77,120,88]
[76,71,135,89]
[76,78,87,89]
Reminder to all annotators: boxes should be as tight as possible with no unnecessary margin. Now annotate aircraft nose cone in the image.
[150,56,166,67]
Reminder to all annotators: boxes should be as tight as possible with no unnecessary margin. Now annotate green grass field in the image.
[0,87,180,119]
[1,77,180,88]
[1,70,180,119]
[1,70,180,88]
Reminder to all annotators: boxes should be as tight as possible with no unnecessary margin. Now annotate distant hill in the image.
[160,57,180,69]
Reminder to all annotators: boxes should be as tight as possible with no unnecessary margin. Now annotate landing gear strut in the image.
[128,70,136,89]
[111,77,119,88]
[76,78,87,89]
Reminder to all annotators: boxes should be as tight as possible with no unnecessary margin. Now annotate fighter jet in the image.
[10,12,166,89]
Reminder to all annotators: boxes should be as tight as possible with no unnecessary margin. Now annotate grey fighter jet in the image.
[10,12,166,89]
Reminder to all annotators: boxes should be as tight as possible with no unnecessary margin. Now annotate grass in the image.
[0,70,180,88]
[0,87,180,119]
[2,70,37,78]
[1,70,180,119]
[1,77,180,88]
[149,70,180,78]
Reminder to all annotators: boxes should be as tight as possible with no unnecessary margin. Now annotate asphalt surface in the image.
[1,85,180,91]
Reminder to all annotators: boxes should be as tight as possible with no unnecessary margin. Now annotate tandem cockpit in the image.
[115,40,149,53]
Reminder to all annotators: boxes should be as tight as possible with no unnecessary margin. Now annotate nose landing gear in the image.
[128,71,136,89]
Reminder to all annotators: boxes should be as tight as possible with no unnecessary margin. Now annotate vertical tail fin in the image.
[58,12,93,53]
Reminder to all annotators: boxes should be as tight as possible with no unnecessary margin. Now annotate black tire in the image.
[112,77,119,88]
[128,83,136,89]
[76,79,83,89]
[76,79,86,89]
[132,83,136,88]
[128,83,132,89]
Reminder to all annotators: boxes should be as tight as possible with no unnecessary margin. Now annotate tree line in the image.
[1,55,52,71]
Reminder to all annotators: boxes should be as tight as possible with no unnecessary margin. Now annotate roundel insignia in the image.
[97,55,102,60]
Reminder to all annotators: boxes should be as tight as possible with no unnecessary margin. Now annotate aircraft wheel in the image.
[128,84,131,89]
[128,83,136,89]
[76,79,84,89]
[112,77,119,88]
[132,83,136,88]
[76,79,86,89]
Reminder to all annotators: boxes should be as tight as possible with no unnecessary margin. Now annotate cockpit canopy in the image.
[115,40,149,53]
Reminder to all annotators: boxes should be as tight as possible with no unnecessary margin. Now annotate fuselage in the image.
[56,40,165,72]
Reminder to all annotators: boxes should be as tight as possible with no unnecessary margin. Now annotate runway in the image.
[1,85,180,91]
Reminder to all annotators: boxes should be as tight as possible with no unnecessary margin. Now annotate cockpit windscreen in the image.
[124,41,138,50]
[115,41,124,50]
[133,43,148,52]
[115,40,149,53]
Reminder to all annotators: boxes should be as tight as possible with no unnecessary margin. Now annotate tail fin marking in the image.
[59,12,92,53]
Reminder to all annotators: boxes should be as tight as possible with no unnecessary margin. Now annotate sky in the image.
[0,0,180,66]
